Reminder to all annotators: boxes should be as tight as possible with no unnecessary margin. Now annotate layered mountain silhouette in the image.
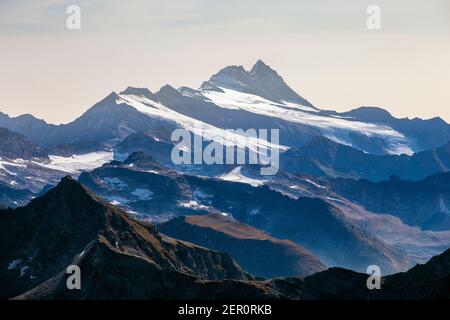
[1,59,450,300]
[338,107,450,150]
[0,177,261,300]
[159,213,326,278]
[1,60,448,155]
[0,177,448,299]
[79,152,411,274]
[0,127,47,160]
[281,136,450,182]
[328,172,450,231]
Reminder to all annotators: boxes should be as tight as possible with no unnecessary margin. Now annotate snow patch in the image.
[106,196,130,205]
[179,200,210,211]
[304,179,326,189]
[7,259,22,270]
[218,167,266,187]
[0,157,26,175]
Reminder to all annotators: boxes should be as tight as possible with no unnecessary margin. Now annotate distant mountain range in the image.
[2,59,450,192]
[1,60,449,156]
[328,172,450,231]
[280,136,450,182]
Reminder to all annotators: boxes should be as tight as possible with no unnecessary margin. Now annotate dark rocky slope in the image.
[0,177,255,300]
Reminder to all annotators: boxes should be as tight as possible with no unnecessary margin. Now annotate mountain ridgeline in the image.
[1,60,449,155]
[1,59,450,300]
[159,213,326,278]
[78,152,412,274]
[0,177,448,299]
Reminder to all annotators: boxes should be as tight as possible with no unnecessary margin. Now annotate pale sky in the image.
[0,0,449,124]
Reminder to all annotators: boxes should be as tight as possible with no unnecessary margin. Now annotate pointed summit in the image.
[155,84,183,101]
[250,59,316,108]
[250,59,276,76]
[203,60,316,108]
[38,175,106,211]
[157,84,179,95]
[120,87,157,100]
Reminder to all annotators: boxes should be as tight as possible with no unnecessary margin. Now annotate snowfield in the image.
[41,151,114,174]
[0,152,114,194]
[202,87,414,155]
[117,94,287,154]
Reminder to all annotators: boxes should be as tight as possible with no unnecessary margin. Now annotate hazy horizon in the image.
[1,0,449,124]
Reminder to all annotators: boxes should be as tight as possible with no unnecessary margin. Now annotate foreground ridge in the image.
[0,177,449,299]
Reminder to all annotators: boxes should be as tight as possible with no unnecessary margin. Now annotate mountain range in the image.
[0,177,448,300]
[280,136,450,182]
[1,59,450,300]
[2,60,449,156]
[78,152,412,274]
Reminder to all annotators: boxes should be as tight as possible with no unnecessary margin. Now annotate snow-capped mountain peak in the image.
[204,60,315,108]
[208,65,253,91]
[250,59,271,71]
[2,60,448,159]
[249,60,283,88]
